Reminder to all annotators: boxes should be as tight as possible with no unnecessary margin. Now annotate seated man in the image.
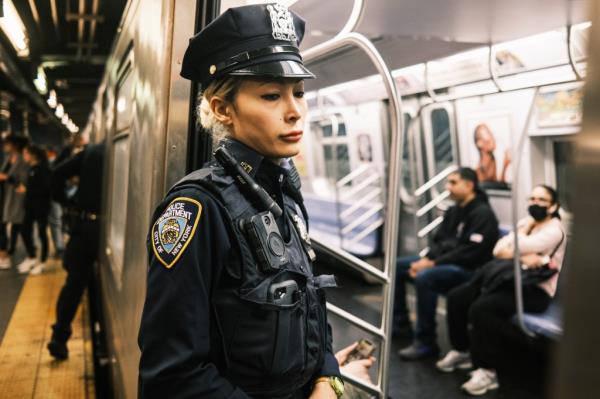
[394,167,499,360]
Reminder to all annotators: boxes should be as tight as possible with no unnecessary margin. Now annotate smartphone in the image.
[344,338,376,365]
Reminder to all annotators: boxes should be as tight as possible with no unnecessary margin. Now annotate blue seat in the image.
[519,301,563,340]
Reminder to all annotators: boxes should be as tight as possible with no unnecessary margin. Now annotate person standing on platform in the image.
[138,4,343,399]
[15,145,52,275]
[0,135,29,270]
[47,142,105,360]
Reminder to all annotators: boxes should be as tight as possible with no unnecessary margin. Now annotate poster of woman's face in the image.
[467,115,513,189]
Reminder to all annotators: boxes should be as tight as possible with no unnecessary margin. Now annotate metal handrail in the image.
[304,32,404,397]
[311,237,388,284]
[567,24,584,81]
[414,164,458,196]
[416,190,450,218]
[335,0,364,38]
[418,216,444,238]
[340,188,382,219]
[342,204,383,234]
[511,87,540,338]
[340,173,380,200]
[348,218,384,245]
[336,163,371,187]
[326,303,384,338]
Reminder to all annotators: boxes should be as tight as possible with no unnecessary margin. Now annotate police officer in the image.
[138,4,343,399]
[47,141,105,360]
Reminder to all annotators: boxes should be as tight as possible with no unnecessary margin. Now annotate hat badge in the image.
[266,3,297,42]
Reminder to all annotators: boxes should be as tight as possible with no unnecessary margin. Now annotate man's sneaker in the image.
[398,341,439,361]
[29,262,46,275]
[0,257,10,270]
[47,340,68,360]
[436,350,472,372]
[17,257,37,274]
[462,368,499,396]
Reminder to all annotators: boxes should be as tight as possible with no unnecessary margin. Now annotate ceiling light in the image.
[55,103,64,118]
[47,90,57,108]
[61,114,69,125]
[0,0,30,57]
[33,66,47,95]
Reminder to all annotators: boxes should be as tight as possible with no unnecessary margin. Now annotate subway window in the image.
[107,47,134,286]
[430,108,454,174]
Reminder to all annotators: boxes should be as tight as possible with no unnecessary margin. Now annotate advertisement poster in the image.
[466,114,513,190]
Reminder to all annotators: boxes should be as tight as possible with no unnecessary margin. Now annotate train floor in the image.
[0,251,95,398]
[319,261,549,399]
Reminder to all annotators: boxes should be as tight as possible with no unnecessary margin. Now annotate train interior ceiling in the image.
[0,0,596,398]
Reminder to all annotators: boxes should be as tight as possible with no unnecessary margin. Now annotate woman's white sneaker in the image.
[436,350,472,372]
[29,263,45,275]
[17,257,37,274]
[462,368,499,396]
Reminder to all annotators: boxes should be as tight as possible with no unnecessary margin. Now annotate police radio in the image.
[214,146,288,272]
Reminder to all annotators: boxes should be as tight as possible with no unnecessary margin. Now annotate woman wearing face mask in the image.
[436,185,566,396]
[138,4,342,399]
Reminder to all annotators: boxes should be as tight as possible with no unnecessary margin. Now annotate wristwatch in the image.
[314,376,345,398]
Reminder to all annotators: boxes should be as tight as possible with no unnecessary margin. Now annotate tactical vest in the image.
[169,162,336,398]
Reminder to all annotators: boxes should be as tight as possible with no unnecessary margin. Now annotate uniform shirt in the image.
[52,143,104,213]
[139,140,339,399]
[427,194,499,270]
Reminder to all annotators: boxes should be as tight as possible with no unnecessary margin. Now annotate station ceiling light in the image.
[33,66,48,95]
[0,0,30,57]
[55,103,64,118]
[47,89,57,108]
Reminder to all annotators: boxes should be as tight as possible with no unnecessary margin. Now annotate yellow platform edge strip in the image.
[0,261,95,398]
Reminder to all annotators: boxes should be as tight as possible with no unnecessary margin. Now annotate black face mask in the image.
[528,204,549,221]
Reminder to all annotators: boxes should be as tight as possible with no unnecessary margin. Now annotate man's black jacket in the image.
[427,194,499,270]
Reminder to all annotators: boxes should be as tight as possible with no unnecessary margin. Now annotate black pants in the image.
[446,277,551,369]
[22,211,49,262]
[3,223,22,254]
[51,220,100,343]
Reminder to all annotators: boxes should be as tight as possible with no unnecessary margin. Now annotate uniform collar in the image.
[219,138,265,178]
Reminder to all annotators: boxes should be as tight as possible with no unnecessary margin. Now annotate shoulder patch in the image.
[151,197,202,269]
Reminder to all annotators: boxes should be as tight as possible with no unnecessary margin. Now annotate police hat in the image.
[180,3,315,86]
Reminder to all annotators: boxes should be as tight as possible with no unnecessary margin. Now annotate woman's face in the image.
[225,78,307,159]
[527,186,558,220]
[475,126,496,153]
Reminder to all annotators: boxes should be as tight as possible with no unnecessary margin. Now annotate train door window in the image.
[107,48,134,285]
[316,115,351,182]
[430,108,454,174]
[553,140,575,212]
[323,142,350,181]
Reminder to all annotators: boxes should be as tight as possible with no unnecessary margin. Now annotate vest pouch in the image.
[216,291,307,391]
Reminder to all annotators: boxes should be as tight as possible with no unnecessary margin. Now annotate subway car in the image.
[84,0,595,398]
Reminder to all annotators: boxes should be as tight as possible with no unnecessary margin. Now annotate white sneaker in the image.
[0,257,10,270]
[462,368,499,396]
[29,263,45,275]
[436,350,472,372]
[17,257,37,274]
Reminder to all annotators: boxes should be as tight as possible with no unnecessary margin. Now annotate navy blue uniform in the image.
[139,140,339,399]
